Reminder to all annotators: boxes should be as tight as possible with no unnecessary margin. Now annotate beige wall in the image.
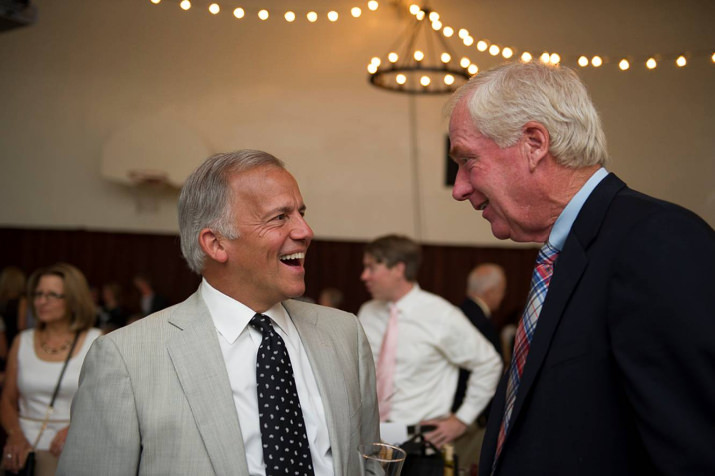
[0,0,713,246]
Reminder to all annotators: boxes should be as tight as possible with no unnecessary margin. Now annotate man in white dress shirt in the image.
[58,150,379,475]
[358,234,502,448]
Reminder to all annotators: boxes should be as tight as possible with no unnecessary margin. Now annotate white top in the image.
[17,327,102,450]
[200,279,333,476]
[358,284,503,426]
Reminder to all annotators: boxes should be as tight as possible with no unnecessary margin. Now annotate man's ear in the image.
[392,261,407,280]
[522,121,550,172]
[198,228,229,264]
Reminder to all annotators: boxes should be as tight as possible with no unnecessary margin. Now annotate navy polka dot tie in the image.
[250,313,315,475]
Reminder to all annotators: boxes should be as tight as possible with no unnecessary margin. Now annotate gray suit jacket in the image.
[57,290,379,475]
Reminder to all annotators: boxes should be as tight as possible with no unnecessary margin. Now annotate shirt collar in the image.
[548,167,609,251]
[472,296,491,317]
[392,283,421,313]
[200,278,289,344]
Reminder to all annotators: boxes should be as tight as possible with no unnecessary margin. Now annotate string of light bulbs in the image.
[147,0,380,23]
[147,0,714,71]
[405,4,714,71]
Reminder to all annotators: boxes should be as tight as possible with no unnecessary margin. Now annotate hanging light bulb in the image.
[441,52,451,63]
[432,20,443,31]
[258,9,269,20]
[150,0,161,4]
[458,28,469,39]
[306,11,318,22]
[460,57,470,68]
[489,45,501,56]
[442,26,454,37]
[367,1,379,11]
[540,52,550,64]
[396,74,407,85]
[179,0,190,11]
[284,11,295,22]
[327,11,338,21]
[550,53,560,64]
[476,40,488,52]
[367,63,378,74]
[646,57,657,69]
[351,7,362,18]
[463,36,474,47]
[420,76,431,87]
[619,59,630,70]
[444,74,455,85]
[233,7,245,18]
[591,56,603,67]
[468,64,478,75]
[675,55,687,67]
[409,4,421,15]
[208,3,219,14]
[429,11,439,22]
[521,52,533,63]
[578,56,589,67]
[371,57,381,67]
[414,50,425,61]
[502,47,514,59]
[388,52,399,63]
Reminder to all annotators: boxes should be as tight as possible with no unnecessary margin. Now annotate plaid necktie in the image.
[250,313,314,476]
[494,242,560,467]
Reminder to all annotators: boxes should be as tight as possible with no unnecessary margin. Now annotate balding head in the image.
[467,263,507,312]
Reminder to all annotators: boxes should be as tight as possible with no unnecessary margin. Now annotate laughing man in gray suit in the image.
[58,150,380,475]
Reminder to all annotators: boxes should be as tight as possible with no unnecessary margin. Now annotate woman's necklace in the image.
[40,333,73,355]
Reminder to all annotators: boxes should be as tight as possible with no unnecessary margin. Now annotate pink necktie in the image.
[376,303,399,421]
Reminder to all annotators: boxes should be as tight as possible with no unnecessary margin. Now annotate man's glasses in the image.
[33,291,65,301]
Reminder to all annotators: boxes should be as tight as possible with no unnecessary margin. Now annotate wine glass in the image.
[359,442,406,476]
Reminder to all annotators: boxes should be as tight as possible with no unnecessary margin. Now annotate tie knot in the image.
[537,242,560,266]
[249,313,273,334]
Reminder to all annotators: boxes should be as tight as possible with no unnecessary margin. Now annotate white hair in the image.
[448,62,608,168]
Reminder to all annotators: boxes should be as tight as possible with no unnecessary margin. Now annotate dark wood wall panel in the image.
[0,228,537,329]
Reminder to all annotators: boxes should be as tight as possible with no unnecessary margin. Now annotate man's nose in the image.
[292,215,313,242]
[451,166,473,201]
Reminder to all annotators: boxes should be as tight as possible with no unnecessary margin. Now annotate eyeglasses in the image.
[33,291,65,301]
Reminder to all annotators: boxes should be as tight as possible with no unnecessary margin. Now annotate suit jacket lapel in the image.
[502,174,627,450]
[284,300,351,475]
[167,291,249,475]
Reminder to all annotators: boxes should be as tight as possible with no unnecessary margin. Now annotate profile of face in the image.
[449,99,541,242]
[360,253,405,302]
[219,166,314,311]
[33,274,68,324]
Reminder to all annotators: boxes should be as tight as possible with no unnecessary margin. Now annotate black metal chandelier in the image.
[367,6,473,95]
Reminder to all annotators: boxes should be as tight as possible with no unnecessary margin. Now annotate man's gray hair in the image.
[178,150,285,274]
[448,62,608,168]
[467,263,506,296]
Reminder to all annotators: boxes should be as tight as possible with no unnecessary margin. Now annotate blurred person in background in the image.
[1,263,100,475]
[318,287,344,309]
[99,282,128,333]
[0,267,28,361]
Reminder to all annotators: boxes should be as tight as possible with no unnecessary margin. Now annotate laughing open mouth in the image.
[476,200,489,211]
[279,252,305,267]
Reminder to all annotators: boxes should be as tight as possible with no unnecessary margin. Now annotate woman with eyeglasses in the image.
[0,263,101,475]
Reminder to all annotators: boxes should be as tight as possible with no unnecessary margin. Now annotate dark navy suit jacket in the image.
[481,174,715,476]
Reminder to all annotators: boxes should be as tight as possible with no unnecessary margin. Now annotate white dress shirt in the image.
[200,279,333,476]
[358,284,503,426]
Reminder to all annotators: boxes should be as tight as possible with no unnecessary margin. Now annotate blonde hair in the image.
[28,263,96,332]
